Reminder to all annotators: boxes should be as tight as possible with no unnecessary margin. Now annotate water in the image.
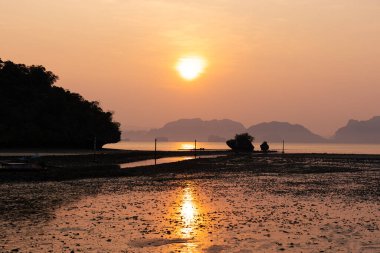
[105,141,228,152]
[105,141,380,154]
[1,166,379,252]
[120,155,222,168]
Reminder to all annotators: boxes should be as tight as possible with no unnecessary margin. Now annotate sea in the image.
[105,141,380,155]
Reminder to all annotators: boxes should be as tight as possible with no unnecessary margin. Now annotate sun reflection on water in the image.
[170,184,209,252]
[180,187,197,238]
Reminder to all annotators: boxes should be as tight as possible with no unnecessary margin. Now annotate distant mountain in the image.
[122,130,148,141]
[333,116,380,143]
[124,118,246,141]
[247,121,326,143]
[124,117,380,143]
[208,135,227,142]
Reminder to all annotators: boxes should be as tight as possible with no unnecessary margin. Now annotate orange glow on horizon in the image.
[180,143,195,150]
[2,1,380,136]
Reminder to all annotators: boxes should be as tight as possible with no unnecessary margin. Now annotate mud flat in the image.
[0,153,379,252]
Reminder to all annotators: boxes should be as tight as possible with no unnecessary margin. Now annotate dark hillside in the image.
[0,59,120,148]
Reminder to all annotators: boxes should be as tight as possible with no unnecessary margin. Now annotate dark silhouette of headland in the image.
[0,59,121,149]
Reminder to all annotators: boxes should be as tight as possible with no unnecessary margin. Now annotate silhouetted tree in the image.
[260,141,269,152]
[226,133,254,152]
[0,58,121,149]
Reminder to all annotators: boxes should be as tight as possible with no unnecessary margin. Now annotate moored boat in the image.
[0,161,45,171]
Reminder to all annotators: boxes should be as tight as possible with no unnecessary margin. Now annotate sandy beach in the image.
[0,152,379,252]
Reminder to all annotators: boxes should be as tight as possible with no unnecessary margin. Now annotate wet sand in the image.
[0,153,379,252]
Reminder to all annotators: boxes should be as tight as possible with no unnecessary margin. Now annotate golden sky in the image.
[1,0,380,136]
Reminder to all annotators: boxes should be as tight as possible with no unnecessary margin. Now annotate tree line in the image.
[0,59,120,148]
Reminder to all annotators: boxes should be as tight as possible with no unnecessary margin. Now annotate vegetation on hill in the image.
[226,133,254,152]
[260,141,269,152]
[0,59,121,148]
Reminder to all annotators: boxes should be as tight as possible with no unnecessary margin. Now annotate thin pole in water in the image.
[93,136,97,162]
[282,140,285,154]
[154,138,157,165]
[194,139,197,158]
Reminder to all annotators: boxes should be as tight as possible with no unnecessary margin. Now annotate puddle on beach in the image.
[0,170,379,253]
[120,155,223,168]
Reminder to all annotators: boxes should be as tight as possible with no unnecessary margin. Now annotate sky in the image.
[1,0,380,137]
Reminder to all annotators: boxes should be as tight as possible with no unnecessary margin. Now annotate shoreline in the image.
[1,152,379,252]
[1,153,379,252]
[0,150,379,183]
[2,147,380,157]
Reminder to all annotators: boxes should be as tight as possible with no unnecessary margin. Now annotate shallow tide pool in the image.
[120,155,223,168]
[0,170,379,253]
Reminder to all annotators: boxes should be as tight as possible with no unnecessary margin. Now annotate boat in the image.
[0,161,45,171]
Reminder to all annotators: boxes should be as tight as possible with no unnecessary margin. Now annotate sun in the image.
[176,56,206,81]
